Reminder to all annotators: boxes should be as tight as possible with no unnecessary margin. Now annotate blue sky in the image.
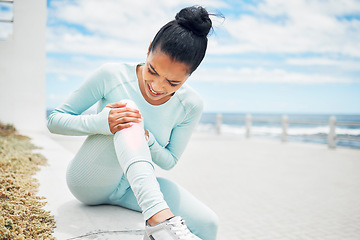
[34,0,360,113]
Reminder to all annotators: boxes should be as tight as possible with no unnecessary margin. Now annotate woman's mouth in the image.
[147,84,163,97]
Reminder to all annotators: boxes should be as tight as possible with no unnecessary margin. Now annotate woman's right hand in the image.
[106,102,142,134]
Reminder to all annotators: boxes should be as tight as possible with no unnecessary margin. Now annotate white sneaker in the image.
[143,216,202,240]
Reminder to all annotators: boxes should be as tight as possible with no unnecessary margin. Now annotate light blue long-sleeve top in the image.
[47,62,204,170]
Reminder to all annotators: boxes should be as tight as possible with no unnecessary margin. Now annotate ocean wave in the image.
[197,124,360,136]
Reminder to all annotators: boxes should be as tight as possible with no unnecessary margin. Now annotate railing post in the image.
[216,113,222,135]
[282,115,288,142]
[328,116,336,149]
[246,114,251,138]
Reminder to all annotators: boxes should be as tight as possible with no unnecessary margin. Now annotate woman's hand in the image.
[106,101,142,134]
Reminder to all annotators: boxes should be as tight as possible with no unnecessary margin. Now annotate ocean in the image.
[197,113,360,149]
[46,110,360,149]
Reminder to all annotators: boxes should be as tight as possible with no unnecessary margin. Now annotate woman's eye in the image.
[147,67,178,87]
[148,68,156,75]
[168,81,178,87]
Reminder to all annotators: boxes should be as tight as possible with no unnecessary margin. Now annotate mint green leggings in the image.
[65,100,218,240]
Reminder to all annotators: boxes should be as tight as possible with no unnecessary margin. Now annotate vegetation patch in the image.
[0,123,56,239]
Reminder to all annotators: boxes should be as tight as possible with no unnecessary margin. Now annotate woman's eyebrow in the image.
[149,63,182,83]
[149,64,159,75]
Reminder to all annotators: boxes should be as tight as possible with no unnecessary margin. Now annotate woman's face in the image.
[138,47,191,105]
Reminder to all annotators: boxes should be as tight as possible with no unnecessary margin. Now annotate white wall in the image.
[0,0,47,132]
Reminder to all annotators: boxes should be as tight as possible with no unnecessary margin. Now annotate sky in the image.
[2,0,360,114]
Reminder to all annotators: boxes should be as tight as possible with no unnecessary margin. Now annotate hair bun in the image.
[175,6,212,37]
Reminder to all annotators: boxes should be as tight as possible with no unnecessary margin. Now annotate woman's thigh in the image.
[66,134,125,205]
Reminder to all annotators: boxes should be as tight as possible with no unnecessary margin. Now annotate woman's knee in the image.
[67,184,111,206]
[193,209,218,240]
[120,99,139,110]
[203,209,219,232]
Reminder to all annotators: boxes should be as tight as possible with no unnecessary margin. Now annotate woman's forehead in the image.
[147,50,191,77]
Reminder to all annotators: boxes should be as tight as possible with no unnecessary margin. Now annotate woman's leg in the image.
[66,100,170,221]
[112,99,169,220]
[108,177,219,240]
[66,134,124,205]
[158,177,219,240]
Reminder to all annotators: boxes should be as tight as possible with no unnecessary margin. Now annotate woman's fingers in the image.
[110,122,135,133]
[115,116,142,124]
[106,101,127,108]
[110,109,142,121]
[106,102,140,117]
[116,111,141,119]
[108,105,143,133]
[114,107,140,115]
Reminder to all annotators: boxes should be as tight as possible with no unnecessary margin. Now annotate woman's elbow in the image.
[47,119,55,134]
[46,113,57,134]
[160,158,178,171]
[161,164,175,171]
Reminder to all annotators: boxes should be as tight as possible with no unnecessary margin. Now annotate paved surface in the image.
[28,132,144,240]
[26,131,360,240]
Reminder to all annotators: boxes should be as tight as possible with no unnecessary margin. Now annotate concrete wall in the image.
[0,0,47,132]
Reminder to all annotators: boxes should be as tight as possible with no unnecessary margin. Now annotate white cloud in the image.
[48,93,67,101]
[286,58,360,70]
[47,0,226,58]
[46,25,149,58]
[58,75,68,82]
[211,0,360,57]
[189,67,356,84]
[46,56,106,77]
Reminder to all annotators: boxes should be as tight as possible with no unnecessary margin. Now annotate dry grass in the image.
[0,123,56,239]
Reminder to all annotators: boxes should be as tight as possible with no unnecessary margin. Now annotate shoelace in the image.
[167,218,194,239]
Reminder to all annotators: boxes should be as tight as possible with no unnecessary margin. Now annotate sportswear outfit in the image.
[47,62,218,240]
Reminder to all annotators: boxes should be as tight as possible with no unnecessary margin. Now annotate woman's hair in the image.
[149,6,213,74]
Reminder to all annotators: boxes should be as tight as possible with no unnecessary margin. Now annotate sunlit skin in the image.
[137,46,191,106]
[105,46,192,225]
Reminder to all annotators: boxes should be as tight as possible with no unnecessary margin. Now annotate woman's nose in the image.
[151,79,165,92]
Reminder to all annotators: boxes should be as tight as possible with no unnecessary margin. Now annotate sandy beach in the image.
[27,131,360,240]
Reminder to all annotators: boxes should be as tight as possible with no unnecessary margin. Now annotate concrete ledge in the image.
[25,131,143,240]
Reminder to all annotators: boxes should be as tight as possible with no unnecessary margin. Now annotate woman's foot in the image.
[143,216,202,240]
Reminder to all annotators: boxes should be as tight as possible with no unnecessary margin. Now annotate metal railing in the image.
[214,114,360,149]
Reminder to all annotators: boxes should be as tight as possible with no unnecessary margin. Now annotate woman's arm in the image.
[147,101,203,170]
[47,66,113,136]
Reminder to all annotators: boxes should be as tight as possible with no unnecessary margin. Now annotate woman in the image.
[47,6,218,240]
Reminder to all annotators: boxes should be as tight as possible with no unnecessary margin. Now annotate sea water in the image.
[198,113,360,149]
